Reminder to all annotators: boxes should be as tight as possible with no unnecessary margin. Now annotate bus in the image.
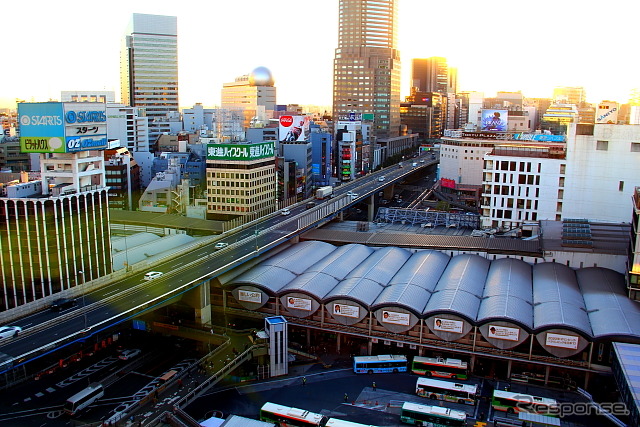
[400,402,466,426]
[491,390,559,416]
[353,355,408,374]
[415,377,478,405]
[411,356,468,380]
[325,419,379,427]
[260,402,327,426]
[63,383,104,416]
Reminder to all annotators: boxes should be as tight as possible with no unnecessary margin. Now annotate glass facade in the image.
[333,0,401,139]
[120,14,179,140]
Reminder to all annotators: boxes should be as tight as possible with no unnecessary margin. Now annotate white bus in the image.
[400,402,466,426]
[492,390,559,416]
[260,402,327,426]
[353,355,408,374]
[64,383,104,416]
[415,377,478,405]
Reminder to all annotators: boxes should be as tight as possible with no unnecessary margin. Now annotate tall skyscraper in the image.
[412,57,457,131]
[332,0,401,139]
[120,13,179,142]
[411,57,457,95]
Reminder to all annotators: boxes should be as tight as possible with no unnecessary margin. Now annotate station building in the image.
[213,239,640,389]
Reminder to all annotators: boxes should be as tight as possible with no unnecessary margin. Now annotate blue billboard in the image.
[19,102,108,153]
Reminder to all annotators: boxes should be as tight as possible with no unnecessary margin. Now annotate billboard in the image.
[481,109,508,131]
[238,289,262,304]
[19,102,108,153]
[433,317,463,333]
[286,297,311,311]
[333,303,359,318]
[279,115,310,142]
[381,310,410,326]
[545,332,579,350]
[488,324,520,341]
[207,141,275,161]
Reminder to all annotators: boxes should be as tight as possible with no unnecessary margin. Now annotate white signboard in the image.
[381,310,410,326]
[333,303,359,319]
[488,324,520,341]
[238,290,261,304]
[546,333,579,350]
[287,297,311,311]
[434,317,463,333]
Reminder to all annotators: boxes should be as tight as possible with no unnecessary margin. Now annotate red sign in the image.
[279,116,293,127]
[441,178,456,189]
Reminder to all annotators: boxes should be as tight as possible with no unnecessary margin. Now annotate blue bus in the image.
[353,355,407,374]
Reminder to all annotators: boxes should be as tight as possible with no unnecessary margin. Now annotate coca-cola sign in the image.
[279,115,293,127]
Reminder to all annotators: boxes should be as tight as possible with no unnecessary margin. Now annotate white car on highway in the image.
[0,326,22,341]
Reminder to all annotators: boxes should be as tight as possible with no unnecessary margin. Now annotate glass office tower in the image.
[332,0,401,139]
[120,13,179,142]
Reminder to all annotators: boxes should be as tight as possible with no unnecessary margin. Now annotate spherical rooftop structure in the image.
[249,66,274,87]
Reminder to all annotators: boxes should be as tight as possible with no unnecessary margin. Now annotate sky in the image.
[2,0,638,110]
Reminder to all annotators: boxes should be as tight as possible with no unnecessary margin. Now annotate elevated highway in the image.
[0,155,438,378]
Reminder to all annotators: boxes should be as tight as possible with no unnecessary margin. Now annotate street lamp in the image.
[78,270,87,329]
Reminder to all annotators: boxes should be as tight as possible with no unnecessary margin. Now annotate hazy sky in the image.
[2,0,637,110]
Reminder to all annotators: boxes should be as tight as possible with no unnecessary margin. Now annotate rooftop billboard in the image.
[18,102,108,153]
[206,141,275,161]
[279,115,310,142]
[481,109,508,131]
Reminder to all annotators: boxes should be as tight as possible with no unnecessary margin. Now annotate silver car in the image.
[0,326,22,341]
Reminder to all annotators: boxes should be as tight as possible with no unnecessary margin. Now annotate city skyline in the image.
[2,0,637,110]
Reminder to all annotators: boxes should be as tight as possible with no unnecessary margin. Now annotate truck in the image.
[315,186,333,199]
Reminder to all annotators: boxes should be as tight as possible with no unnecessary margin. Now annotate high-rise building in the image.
[411,57,457,131]
[221,67,277,131]
[120,13,179,142]
[333,0,401,140]
[411,57,457,95]
[400,90,444,140]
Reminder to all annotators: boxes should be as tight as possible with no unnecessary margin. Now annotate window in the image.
[596,140,608,151]
[631,143,640,152]
[619,181,625,192]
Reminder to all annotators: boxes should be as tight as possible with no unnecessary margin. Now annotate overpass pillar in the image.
[368,194,375,222]
[182,280,211,327]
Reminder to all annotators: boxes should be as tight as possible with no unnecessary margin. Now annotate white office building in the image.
[562,123,640,223]
[481,144,566,229]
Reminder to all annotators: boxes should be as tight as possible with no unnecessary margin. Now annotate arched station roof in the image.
[226,241,640,340]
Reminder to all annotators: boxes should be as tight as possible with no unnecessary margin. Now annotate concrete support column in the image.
[470,355,476,373]
[368,194,375,222]
[507,359,512,378]
[368,339,373,356]
[544,365,550,385]
[182,280,211,327]
[307,329,311,348]
[584,371,590,389]
[336,333,341,354]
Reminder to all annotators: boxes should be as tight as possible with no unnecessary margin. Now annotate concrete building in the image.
[281,141,313,200]
[562,123,640,223]
[411,57,457,130]
[182,103,215,133]
[205,141,276,221]
[400,90,444,140]
[61,91,115,104]
[106,104,150,152]
[221,68,276,131]
[120,13,179,142]
[1,102,112,312]
[481,143,566,229]
[104,147,141,210]
[332,0,401,139]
